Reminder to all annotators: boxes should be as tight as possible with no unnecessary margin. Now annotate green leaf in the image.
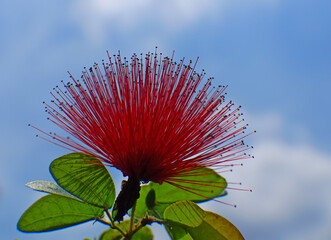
[50,152,115,209]
[99,220,153,240]
[187,211,244,240]
[165,224,193,240]
[134,185,167,219]
[151,167,227,204]
[135,168,227,219]
[164,201,205,228]
[134,185,153,218]
[26,180,76,199]
[18,194,103,232]
[165,210,244,240]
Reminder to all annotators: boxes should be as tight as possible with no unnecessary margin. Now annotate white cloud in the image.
[71,0,280,44]
[237,140,331,220]
[70,0,223,43]
[201,112,331,239]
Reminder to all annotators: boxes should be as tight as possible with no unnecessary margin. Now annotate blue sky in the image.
[1,0,331,239]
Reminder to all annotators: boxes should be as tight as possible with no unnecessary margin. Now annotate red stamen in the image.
[32,50,254,202]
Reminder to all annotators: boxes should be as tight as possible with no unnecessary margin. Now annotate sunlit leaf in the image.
[152,167,227,204]
[164,201,205,228]
[18,194,103,232]
[26,180,76,199]
[187,211,244,240]
[99,220,153,240]
[50,152,115,208]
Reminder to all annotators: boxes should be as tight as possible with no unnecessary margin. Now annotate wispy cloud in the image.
[202,112,331,239]
[70,0,280,46]
[70,0,223,44]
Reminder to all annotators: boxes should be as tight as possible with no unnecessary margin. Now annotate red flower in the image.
[37,49,254,220]
[39,50,252,219]
[44,50,251,183]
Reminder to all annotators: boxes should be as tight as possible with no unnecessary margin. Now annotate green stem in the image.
[130,216,164,237]
[101,209,126,237]
[105,209,114,224]
[96,217,112,227]
[128,200,137,239]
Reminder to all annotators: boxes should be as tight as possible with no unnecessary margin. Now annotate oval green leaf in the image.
[17,194,103,232]
[151,167,227,204]
[50,152,115,208]
[188,211,244,240]
[164,201,205,228]
[99,220,153,240]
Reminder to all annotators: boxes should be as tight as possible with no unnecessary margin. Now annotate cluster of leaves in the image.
[18,153,244,240]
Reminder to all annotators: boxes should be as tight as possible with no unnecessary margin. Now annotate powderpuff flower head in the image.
[36,49,252,219]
